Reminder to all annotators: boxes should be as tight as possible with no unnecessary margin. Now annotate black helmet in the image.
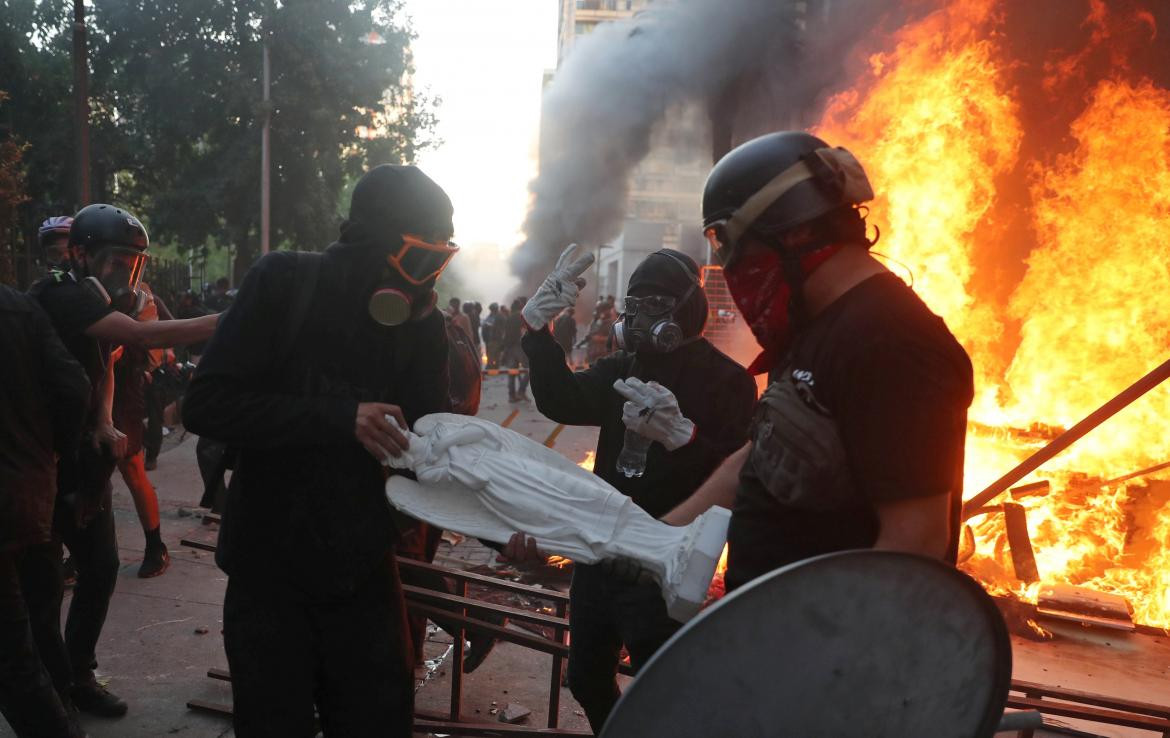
[702,131,873,268]
[69,203,149,254]
[68,204,150,305]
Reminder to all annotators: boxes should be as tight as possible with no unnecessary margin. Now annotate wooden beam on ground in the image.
[1005,696,1170,733]
[179,538,216,552]
[501,409,520,428]
[543,424,565,448]
[1011,680,1170,720]
[187,699,233,718]
[1036,583,1134,631]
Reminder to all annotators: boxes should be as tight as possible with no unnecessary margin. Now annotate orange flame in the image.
[578,450,597,472]
[814,0,1170,628]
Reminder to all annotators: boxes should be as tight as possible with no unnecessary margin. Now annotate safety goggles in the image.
[703,146,873,269]
[93,246,149,290]
[387,234,459,286]
[623,294,680,318]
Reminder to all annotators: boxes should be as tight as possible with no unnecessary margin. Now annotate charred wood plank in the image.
[1010,480,1051,499]
[1003,502,1040,584]
[1036,583,1134,631]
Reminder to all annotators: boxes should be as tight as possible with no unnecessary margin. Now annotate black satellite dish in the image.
[601,550,1012,738]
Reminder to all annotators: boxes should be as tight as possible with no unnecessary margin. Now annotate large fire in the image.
[815,0,1170,628]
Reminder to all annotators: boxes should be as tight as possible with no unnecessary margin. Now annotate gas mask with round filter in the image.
[81,245,149,316]
[368,233,459,326]
[612,251,702,354]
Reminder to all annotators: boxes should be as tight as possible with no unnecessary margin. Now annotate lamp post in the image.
[72,0,90,207]
[260,41,271,257]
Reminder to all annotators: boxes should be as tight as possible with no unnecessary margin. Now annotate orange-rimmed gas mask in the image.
[368,234,459,326]
[81,245,150,315]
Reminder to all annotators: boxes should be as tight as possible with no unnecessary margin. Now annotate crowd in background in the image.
[442,293,620,403]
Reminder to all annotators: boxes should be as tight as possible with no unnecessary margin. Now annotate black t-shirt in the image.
[725,273,973,591]
[30,273,114,417]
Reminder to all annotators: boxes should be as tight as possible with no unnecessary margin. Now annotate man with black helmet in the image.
[183,165,454,737]
[26,204,219,719]
[663,131,973,592]
[510,245,756,732]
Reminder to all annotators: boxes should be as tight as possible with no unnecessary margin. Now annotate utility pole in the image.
[260,42,271,257]
[72,0,90,207]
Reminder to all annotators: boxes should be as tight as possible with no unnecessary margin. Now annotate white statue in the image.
[384,413,729,621]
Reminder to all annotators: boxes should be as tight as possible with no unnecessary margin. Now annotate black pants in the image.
[195,436,228,512]
[567,563,681,733]
[20,491,121,693]
[223,558,415,738]
[395,521,454,659]
[501,346,529,397]
[0,550,83,738]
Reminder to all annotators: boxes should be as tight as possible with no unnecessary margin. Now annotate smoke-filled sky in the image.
[401,0,557,297]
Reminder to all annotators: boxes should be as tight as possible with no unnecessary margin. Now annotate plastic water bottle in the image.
[616,428,652,478]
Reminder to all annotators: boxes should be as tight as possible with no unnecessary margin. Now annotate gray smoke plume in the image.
[511,0,924,286]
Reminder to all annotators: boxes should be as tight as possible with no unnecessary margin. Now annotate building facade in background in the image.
[553,0,709,302]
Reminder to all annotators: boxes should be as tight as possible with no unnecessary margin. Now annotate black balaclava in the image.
[332,165,454,325]
[347,164,454,242]
[621,249,709,354]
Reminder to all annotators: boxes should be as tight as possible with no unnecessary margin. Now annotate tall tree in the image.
[0,90,30,285]
[93,0,435,278]
[0,0,435,282]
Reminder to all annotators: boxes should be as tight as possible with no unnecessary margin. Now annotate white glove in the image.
[522,243,595,330]
[613,377,696,451]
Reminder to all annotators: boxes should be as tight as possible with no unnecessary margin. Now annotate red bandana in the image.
[724,245,843,375]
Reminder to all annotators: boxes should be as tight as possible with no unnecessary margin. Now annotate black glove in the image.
[598,557,656,586]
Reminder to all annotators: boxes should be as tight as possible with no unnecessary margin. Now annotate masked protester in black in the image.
[0,285,90,738]
[183,164,454,738]
[515,249,757,732]
[664,131,972,590]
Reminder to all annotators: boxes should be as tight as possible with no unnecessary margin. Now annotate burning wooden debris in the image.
[1036,583,1135,632]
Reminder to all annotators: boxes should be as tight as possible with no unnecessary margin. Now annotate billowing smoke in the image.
[511,0,919,287]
